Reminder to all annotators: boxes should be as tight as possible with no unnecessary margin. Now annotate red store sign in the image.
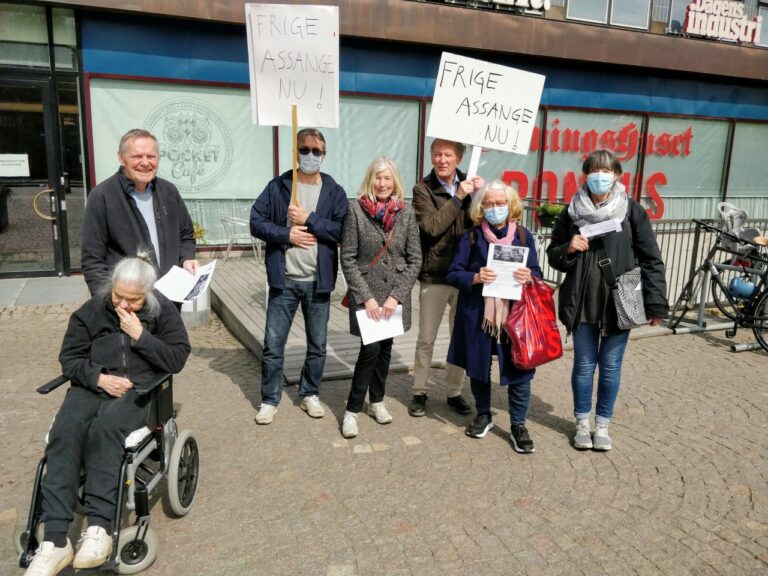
[501,118,695,220]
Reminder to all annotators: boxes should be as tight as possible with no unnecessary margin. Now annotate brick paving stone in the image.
[1,305,767,575]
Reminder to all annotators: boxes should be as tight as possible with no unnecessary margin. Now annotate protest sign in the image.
[427,52,544,157]
[245,3,339,128]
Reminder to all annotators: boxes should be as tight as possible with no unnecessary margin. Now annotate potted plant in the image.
[193,222,206,243]
[536,202,566,228]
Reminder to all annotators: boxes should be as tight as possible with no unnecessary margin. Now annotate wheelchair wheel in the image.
[166,430,199,517]
[13,522,44,556]
[114,525,158,574]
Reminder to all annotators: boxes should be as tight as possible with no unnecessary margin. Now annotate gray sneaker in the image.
[367,401,392,424]
[300,395,325,418]
[342,411,358,438]
[593,422,612,451]
[573,418,593,449]
[255,404,278,425]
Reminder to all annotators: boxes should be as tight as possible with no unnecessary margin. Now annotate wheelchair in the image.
[16,373,200,574]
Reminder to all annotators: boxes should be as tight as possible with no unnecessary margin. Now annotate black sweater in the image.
[546,198,668,333]
[59,292,191,393]
[81,169,196,295]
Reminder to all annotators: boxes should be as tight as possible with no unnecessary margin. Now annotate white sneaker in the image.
[25,540,73,576]
[342,412,358,438]
[300,395,325,418]
[367,401,392,424]
[573,418,593,450]
[255,404,278,425]
[593,422,612,451]
[73,525,112,569]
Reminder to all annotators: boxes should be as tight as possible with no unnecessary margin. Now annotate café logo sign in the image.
[684,0,763,43]
[144,98,234,194]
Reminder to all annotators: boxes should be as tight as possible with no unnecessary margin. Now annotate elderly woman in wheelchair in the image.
[21,253,191,576]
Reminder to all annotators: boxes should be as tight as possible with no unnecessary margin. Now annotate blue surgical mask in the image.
[587,172,615,196]
[484,205,509,225]
[298,153,323,175]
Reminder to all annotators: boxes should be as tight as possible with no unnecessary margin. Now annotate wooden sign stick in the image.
[291,104,298,206]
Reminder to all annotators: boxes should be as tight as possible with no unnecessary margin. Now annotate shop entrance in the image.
[0,75,84,278]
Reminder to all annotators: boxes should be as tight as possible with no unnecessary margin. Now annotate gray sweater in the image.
[340,201,422,337]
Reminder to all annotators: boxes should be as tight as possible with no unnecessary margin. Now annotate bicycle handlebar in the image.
[692,219,764,249]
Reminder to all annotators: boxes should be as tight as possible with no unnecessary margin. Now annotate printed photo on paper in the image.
[482,244,529,300]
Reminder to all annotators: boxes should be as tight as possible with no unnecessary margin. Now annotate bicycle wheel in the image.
[751,289,768,353]
[669,269,704,328]
[710,260,743,321]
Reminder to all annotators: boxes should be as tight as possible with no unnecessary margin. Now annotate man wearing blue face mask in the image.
[250,128,348,425]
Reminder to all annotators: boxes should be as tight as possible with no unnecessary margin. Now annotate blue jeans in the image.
[261,278,330,406]
[571,323,630,424]
[470,378,531,426]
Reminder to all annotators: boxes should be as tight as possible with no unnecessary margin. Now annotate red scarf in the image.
[358,196,404,231]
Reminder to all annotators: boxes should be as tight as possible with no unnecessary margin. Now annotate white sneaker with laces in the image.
[342,411,358,438]
[367,401,392,424]
[73,525,112,569]
[255,404,278,425]
[300,395,325,418]
[25,540,73,576]
[593,422,612,451]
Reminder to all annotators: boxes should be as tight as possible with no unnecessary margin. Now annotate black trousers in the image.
[40,386,149,534]
[346,338,393,413]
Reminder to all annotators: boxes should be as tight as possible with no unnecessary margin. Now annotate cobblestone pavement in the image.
[1,305,767,576]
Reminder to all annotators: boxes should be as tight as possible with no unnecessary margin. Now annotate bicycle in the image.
[668,219,768,352]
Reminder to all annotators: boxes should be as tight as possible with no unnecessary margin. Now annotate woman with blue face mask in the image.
[445,180,542,454]
[546,149,668,451]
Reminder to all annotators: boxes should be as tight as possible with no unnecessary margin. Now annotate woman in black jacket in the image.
[25,253,190,576]
[547,150,667,452]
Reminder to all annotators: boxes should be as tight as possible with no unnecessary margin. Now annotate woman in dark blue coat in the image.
[446,180,542,454]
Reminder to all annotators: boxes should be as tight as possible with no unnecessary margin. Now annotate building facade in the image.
[0,0,766,278]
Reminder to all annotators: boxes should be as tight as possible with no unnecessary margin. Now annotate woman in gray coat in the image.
[340,157,422,438]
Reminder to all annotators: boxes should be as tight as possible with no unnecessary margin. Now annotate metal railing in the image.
[519,200,768,308]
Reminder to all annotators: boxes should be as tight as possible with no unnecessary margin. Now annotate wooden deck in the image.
[210,258,453,384]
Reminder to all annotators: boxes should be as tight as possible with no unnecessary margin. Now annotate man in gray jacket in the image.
[81,129,198,295]
[409,139,483,417]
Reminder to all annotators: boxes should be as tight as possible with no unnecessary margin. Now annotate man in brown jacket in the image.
[409,139,484,417]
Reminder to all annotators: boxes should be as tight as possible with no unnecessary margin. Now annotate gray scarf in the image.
[567,182,629,228]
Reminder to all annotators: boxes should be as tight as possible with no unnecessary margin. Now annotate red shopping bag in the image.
[505,278,563,370]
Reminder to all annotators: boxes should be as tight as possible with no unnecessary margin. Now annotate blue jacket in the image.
[446,225,542,385]
[250,171,348,293]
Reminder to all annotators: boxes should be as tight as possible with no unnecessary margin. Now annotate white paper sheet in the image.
[154,260,217,303]
[355,305,405,345]
[481,244,529,301]
[579,218,623,238]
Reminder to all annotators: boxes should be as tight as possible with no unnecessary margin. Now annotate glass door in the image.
[0,76,67,275]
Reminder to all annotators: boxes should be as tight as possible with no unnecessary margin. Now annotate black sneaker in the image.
[465,413,494,438]
[509,424,535,454]
[446,394,472,415]
[408,394,427,417]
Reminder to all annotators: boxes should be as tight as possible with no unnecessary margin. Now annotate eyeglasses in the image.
[298,147,325,157]
[481,201,507,209]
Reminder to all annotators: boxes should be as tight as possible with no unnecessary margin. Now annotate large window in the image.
[89,78,274,244]
[567,0,651,28]
[758,2,768,46]
[642,117,729,220]
[539,110,644,203]
[566,0,610,23]
[667,0,689,33]
[726,122,768,219]
[278,96,421,199]
[0,4,76,70]
[610,0,651,28]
